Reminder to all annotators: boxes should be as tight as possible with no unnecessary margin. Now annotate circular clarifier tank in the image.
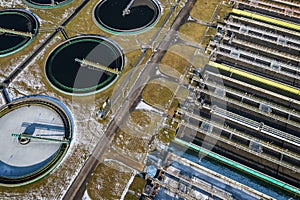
[0,95,73,186]
[94,0,161,34]
[23,0,73,8]
[45,35,124,95]
[0,9,39,57]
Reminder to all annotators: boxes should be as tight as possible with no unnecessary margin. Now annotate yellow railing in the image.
[208,61,300,96]
[232,9,300,31]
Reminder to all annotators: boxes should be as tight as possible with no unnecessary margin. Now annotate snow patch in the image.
[156,69,168,78]
[136,101,163,114]
[120,173,136,200]
[0,0,23,8]
[82,190,91,200]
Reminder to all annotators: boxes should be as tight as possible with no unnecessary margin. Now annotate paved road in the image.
[110,1,179,108]
[62,0,198,199]
[103,148,145,172]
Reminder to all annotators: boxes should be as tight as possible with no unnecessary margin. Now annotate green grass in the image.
[166,118,179,130]
[179,22,207,43]
[129,176,146,193]
[128,176,146,193]
[114,129,149,153]
[87,162,131,200]
[65,0,109,37]
[129,110,151,128]
[168,98,179,117]
[112,109,163,162]
[142,83,174,110]
[166,44,199,69]
[215,3,233,22]
[124,175,146,200]
[160,51,188,79]
[124,193,139,200]
[157,128,176,144]
[143,79,182,116]
[177,87,189,100]
[120,108,163,140]
[201,27,217,47]
[190,0,221,22]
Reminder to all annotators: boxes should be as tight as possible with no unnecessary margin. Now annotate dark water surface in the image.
[0,9,38,55]
[94,0,160,33]
[46,36,124,94]
[25,0,71,6]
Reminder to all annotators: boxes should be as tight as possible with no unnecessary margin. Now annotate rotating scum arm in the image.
[12,133,70,144]
[75,58,120,75]
[0,27,33,38]
[122,0,136,16]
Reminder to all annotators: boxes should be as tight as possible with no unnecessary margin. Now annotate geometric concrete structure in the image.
[93,0,161,34]
[0,9,39,57]
[0,95,73,186]
[24,0,74,8]
[45,35,124,96]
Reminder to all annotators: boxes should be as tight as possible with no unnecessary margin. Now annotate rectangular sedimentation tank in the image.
[177,0,300,195]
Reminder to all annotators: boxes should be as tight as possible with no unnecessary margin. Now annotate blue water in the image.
[170,161,257,200]
[169,143,295,200]
[155,188,185,200]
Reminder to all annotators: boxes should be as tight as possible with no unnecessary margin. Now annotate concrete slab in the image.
[0,105,65,167]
